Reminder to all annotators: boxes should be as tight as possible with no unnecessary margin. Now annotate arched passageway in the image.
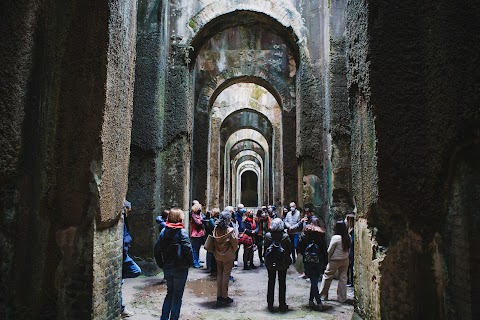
[240,170,259,207]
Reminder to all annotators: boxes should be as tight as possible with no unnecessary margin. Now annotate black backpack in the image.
[264,240,291,270]
[304,241,321,264]
[155,229,184,268]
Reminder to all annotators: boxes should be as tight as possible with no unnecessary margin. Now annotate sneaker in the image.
[229,276,235,282]
[121,308,133,318]
[267,305,275,312]
[193,264,202,268]
[308,300,315,308]
[223,297,234,304]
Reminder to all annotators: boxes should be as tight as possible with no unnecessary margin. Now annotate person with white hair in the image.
[264,218,292,312]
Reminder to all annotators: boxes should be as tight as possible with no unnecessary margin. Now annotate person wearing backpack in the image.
[154,208,194,320]
[298,217,328,311]
[212,210,238,306]
[263,218,292,312]
[319,220,351,303]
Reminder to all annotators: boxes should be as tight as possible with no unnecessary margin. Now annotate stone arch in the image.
[223,129,270,208]
[197,71,295,113]
[186,3,306,64]
[238,162,262,207]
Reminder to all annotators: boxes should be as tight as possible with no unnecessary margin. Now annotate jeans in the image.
[309,274,321,304]
[289,234,299,262]
[191,237,202,267]
[255,235,264,263]
[243,244,253,268]
[267,269,287,307]
[161,267,189,320]
[121,255,141,311]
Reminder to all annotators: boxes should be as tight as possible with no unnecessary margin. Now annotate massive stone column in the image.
[347,0,480,319]
[0,0,137,319]
[326,0,353,229]
[126,0,167,269]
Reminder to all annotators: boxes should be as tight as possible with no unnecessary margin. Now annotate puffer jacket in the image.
[213,226,238,262]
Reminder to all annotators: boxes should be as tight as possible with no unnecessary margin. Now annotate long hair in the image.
[334,220,351,252]
[304,217,325,235]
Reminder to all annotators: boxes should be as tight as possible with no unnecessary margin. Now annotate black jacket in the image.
[154,226,193,269]
[298,229,328,275]
[264,230,293,270]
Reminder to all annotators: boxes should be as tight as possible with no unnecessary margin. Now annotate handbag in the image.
[238,232,253,245]
[204,234,215,253]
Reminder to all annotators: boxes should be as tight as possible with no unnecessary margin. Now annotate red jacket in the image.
[190,212,205,238]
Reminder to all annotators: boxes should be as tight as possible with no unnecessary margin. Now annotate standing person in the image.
[203,208,219,275]
[240,209,257,270]
[234,204,246,267]
[268,205,277,219]
[121,200,141,318]
[282,206,289,219]
[156,209,169,233]
[263,218,292,312]
[319,221,351,302]
[346,213,355,286]
[190,202,205,268]
[212,210,238,306]
[298,217,328,311]
[284,202,301,263]
[154,208,193,320]
[255,208,271,266]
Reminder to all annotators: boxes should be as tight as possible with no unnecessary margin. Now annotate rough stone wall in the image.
[0,0,137,318]
[347,0,480,319]
[93,219,123,319]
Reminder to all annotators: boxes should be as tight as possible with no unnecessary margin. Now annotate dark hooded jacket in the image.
[298,226,328,277]
[264,230,293,271]
[154,224,193,269]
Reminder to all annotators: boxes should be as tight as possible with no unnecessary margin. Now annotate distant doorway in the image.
[241,171,258,207]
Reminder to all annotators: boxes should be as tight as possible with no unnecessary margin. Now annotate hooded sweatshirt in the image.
[213,226,238,262]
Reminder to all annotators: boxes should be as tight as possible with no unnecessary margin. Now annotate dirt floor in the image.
[123,247,355,320]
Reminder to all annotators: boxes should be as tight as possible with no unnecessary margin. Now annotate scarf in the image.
[166,222,184,229]
[247,217,256,230]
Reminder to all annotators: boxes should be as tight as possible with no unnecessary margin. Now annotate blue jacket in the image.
[154,226,193,269]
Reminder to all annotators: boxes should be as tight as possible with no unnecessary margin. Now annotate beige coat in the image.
[213,227,238,262]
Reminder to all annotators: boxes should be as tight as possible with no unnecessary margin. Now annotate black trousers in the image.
[267,269,287,307]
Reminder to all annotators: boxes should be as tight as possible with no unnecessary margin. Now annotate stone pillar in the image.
[127,0,167,267]
[347,0,480,319]
[0,0,137,319]
[161,40,193,214]
[326,0,353,234]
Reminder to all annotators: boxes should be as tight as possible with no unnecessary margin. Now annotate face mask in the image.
[290,207,295,212]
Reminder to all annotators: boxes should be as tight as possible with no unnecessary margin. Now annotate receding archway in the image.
[240,170,259,207]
